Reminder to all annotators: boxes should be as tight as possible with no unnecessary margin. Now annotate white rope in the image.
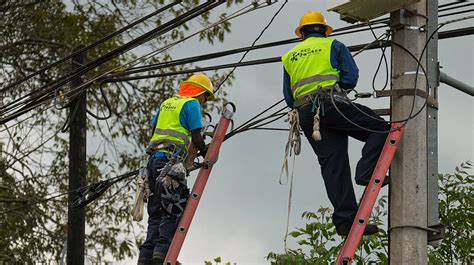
[131,162,152,222]
[279,109,301,252]
[279,109,301,184]
[312,104,322,141]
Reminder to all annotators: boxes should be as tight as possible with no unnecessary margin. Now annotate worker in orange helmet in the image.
[282,11,390,236]
[138,73,214,265]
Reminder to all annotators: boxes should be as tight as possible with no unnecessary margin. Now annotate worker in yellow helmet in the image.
[282,12,390,236]
[138,73,214,265]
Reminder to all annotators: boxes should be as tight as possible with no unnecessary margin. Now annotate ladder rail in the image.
[164,108,233,265]
[335,123,404,264]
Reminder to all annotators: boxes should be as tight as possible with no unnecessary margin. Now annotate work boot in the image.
[336,223,379,236]
[152,252,182,265]
[356,175,390,187]
[152,252,164,265]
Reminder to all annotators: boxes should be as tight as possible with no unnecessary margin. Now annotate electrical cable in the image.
[0,0,182,95]
[105,3,467,80]
[0,169,139,215]
[438,1,469,9]
[439,2,473,13]
[0,0,269,126]
[103,23,472,83]
[86,83,113,120]
[368,24,390,91]
[1,1,466,122]
[3,2,473,218]
[333,15,474,133]
[214,0,289,93]
[0,1,223,123]
[80,1,268,121]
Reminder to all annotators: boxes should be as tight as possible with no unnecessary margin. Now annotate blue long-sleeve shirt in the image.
[283,33,359,109]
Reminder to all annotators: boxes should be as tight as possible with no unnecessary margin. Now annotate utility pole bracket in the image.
[375,89,438,108]
[427,223,445,244]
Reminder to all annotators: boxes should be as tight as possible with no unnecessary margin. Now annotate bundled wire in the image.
[0,1,226,125]
[0,0,182,95]
[0,169,139,215]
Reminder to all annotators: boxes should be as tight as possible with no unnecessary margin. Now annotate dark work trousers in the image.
[138,156,180,264]
[297,97,390,228]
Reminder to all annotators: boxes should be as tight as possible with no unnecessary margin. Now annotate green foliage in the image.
[266,197,389,265]
[0,0,242,263]
[428,161,473,264]
[266,163,473,265]
[204,256,236,265]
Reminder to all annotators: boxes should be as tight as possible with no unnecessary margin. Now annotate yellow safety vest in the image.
[148,96,197,153]
[282,37,340,100]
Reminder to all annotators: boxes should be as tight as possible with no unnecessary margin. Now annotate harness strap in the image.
[293,85,342,108]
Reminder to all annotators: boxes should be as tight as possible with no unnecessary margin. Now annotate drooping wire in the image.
[0,1,223,124]
[214,0,289,93]
[368,24,390,91]
[0,0,182,95]
[0,0,268,126]
[333,16,474,133]
[0,169,139,215]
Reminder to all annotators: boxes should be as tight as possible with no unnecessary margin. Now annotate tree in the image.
[267,163,473,264]
[0,0,242,263]
[428,161,473,264]
[266,196,388,265]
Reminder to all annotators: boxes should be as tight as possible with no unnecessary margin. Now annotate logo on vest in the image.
[290,48,323,62]
[161,102,177,111]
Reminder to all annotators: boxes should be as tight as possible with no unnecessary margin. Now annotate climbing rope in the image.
[279,109,302,252]
[279,109,301,184]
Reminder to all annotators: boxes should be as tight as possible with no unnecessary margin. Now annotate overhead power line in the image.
[0,0,226,125]
[0,0,182,95]
[104,26,473,83]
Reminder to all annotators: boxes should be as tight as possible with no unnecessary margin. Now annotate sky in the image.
[117,0,474,264]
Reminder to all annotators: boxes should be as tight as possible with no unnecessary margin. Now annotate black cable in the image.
[332,18,458,133]
[225,105,287,140]
[0,1,225,124]
[103,23,473,83]
[106,3,466,79]
[109,25,388,79]
[215,0,289,93]
[86,82,113,120]
[0,0,182,95]
[2,17,472,129]
[367,24,389,91]
[439,9,474,18]
[1,2,464,115]
[0,169,139,215]
[438,1,469,9]
[232,99,284,132]
[439,2,473,12]
[60,94,83,133]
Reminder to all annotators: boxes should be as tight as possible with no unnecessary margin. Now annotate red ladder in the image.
[335,123,404,264]
[164,106,234,265]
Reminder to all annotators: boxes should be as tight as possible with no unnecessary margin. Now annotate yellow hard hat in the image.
[180,73,215,101]
[295,11,333,38]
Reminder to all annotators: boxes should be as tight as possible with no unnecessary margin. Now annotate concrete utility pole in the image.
[67,46,87,265]
[389,0,439,263]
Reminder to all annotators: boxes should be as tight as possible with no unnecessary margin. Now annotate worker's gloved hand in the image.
[197,145,208,158]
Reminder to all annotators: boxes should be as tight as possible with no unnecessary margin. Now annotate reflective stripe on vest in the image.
[291,74,339,93]
[149,96,196,151]
[281,37,340,100]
